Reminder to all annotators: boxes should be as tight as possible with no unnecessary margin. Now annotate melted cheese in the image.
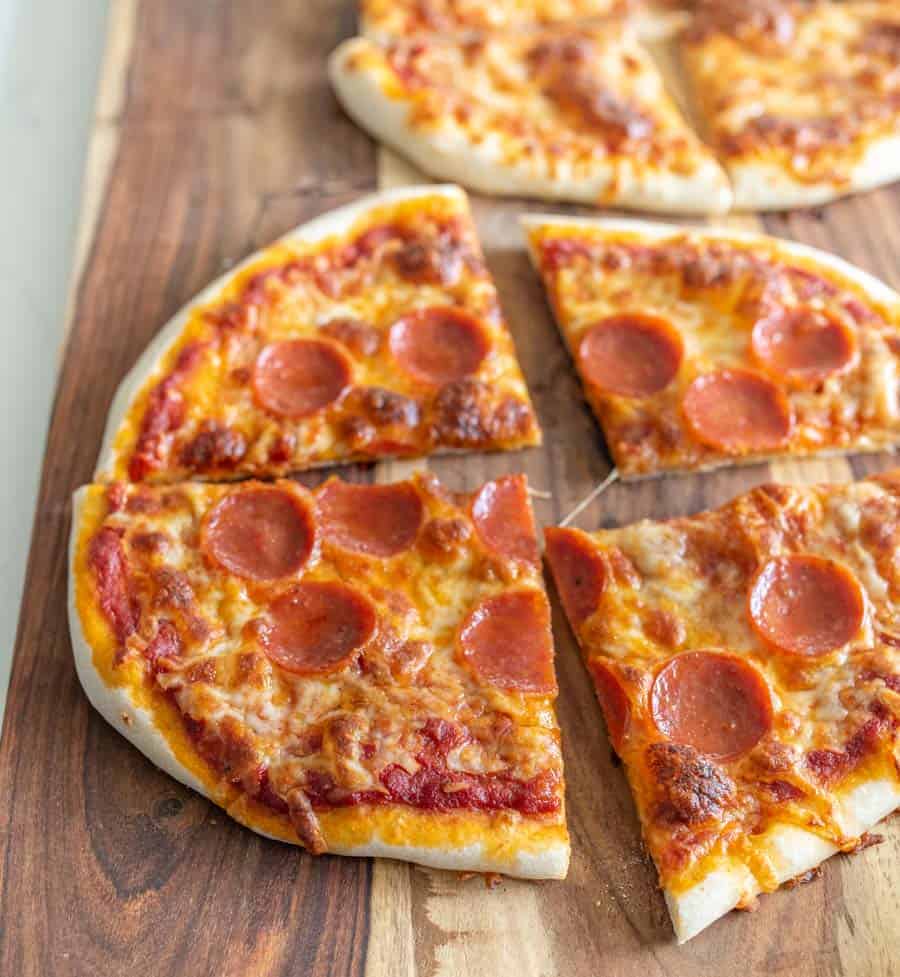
[683,2,900,181]
[560,475,900,896]
[340,26,722,185]
[102,191,539,483]
[73,475,567,856]
[361,0,633,38]
[528,221,900,476]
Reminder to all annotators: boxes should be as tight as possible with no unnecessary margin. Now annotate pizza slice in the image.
[69,471,569,877]
[524,214,900,478]
[680,0,900,210]
[330,27,731,214]
[360,0,632,40]
[545,471,900,941]
[95,185,540,484]
[359,0,690,41]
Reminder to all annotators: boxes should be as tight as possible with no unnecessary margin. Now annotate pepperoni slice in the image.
[544,528,606,627]
[252,339,351,418]
[749,554,864,656]
[260,581,376,674]
[752,307,856,385]
[317,480,424,557]
[577,314,683,398]
[471,476,539,564]
[202,486,314,581]
[682,368,793,452]
[389,308,489,385]
[651,651,773,759]
[458,590,557,694]
[588,660,630,752]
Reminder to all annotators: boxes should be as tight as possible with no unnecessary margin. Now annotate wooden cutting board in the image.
[0,3,897,975]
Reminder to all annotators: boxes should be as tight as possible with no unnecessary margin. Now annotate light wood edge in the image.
[58,0,138,362]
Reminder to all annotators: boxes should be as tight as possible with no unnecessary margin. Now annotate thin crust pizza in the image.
[330,27,731,214]
[545,471,900,941]
[681,0,900,210]
[95,185,540,484]
[525,215,900,479]
[360,0,632,40]
[69,471,569,877]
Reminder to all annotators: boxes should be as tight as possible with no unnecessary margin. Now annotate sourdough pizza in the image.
[545,471,900,941]
[525,215,900,478]
[330,27,731,214]
[69,471,569,877]
[95,186,540,484]
[681,0,900,210]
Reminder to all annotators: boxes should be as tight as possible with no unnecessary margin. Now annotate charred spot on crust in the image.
[646,742,737,825]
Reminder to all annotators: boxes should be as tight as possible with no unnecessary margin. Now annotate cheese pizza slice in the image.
[680,0,900,210]
[545,471,900,941]
[359,0,689,41]
[95,185,540,484]
[360,0,630,40]
[525,215,900,478]
[69,471,569,877]
[330,27,731,214]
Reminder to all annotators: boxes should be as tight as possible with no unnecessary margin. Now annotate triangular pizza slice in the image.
[330,26,731,214]
[95,185,540,483]
[680,0,900,210]
[70,471,569,877]
[525,214,900,478]
[545,471,900,941]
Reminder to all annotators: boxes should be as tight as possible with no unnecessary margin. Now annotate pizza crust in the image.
[93,184,469,482]
[328,39,732,216]
[728,134,900,212]
[68,485,569,880]
[666,778,900,943]
[520,212,900,308]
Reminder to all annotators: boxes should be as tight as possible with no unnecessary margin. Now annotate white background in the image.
[0,0,109,717]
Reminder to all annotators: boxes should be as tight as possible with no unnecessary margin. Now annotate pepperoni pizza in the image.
[329,26,731,215]
[525,215,900,478]
[545,471,900,941]
[94,185,540,484]
[681,0,900,210]
[69,472,569,877]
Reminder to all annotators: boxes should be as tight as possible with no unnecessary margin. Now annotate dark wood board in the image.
[0,2,897,975]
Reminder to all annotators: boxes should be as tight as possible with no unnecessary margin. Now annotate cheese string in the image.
[558,468,620,529]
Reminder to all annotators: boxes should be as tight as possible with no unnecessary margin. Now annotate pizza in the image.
[69,470,570,877]
[329,27,732,214]
[524,215,900,478]
[681,0,900,210]
[359,0,689,41]
[94,185,540,484]
[360,0,632,40]
[545,470,900,941]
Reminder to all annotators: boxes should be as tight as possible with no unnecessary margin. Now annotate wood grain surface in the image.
[0,3,897,975]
